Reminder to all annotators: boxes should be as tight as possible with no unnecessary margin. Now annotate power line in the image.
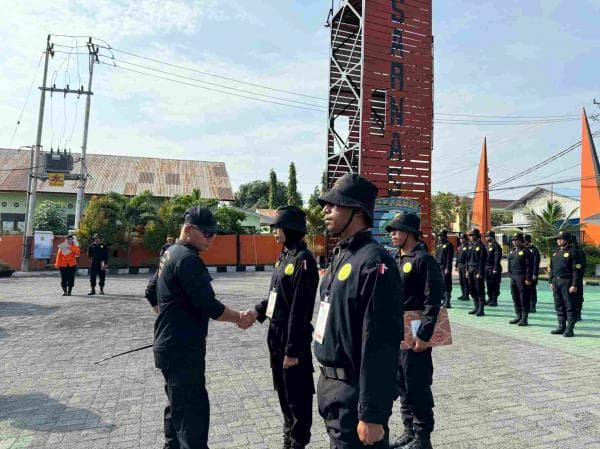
[435,112,578,119]
[456,174,599,196]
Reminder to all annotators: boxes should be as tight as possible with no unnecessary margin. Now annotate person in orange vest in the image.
[54,235,81,296]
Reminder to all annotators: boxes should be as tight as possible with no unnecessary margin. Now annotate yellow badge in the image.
[476,247,480,252]
[443,244,447,249]
[337,263,352,281]
[575,264,582,269]
[284,263,295,276]
[563,252,570,258]
[403,262,413,273]
[518,251,524,256]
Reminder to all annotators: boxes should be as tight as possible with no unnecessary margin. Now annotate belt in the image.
[319,365,353,381]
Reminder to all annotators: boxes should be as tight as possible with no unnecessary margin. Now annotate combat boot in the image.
[476,302,485,316]
[509,314,521,324]
[550,320,566,335]
[488,295,498,306]
[403,435,433,449]
[99,287,105,295]
[563,321,575,337]
[62,287,68,296]
[88,288,96,295]
[468,300,478,314]
[518,313,528,326]
[67,287,72,296]
[390,426,415,448]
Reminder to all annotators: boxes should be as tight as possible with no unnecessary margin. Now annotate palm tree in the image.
[525,200,579,259]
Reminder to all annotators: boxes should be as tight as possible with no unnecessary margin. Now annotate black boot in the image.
[476,302,485,316]
[99,287,104,295]
[88,288,96,295]
[468,299,478,314]
[563,321,575,337]
[518,312,528,326]
[67,287,72,296]
[488,296,498,307]
[391,427,415,448]
[403,435,433,449]
[550,319,566,335]
[509,314,521,324]
[62,287,67,296]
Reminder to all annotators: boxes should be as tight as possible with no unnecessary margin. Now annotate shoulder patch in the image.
[518,250,524,256]
[402,262,413,273]
[575,263,582,269]
[563,252,570,258]
[284,263,295,276]
[476,246,480,252]
[337,263,352,281]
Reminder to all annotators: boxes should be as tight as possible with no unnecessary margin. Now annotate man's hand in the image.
[445,269,450,275]
[152,305,159,314]
[525,280,531,286]
[412,337,430,353]
[569,286,578,294]
[493,270,498,274]
[101,262,106,271]
[400,340,412,351]
[357,421,385,445]
[549,283,554,290]
[476,273,482,279]
[236,312,254,329]
[283,356,298,369]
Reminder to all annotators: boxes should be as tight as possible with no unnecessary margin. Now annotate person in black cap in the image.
[523,234,541,313]
[87,234,108,295]
[388,212,442,449]
[417,231,430,253]
[467,228,487,316]
[507,233,533,326]
[153,206,255,449]
[483,231,502,307]
[549,230,584,337]
[570,234,586,321]
[160,235,175,257]
[314,173,403,448]
[434,229,454,308]
[456,233,470,301]
[245,206,318,449]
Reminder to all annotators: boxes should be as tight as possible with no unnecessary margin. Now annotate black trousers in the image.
[317,375,389,449]
[90,263,106,288]
[59,266,76,289]
[575,282,584,315]
[485,268,501,301]
[268,324,314,447]
[458,267,469,297]
[530,278,539,306]
[467,269,486,304]
[155,348,210,449]
[439,265,452,299]
[510,275,530,315]
[397,348,434,438]
[553,278,577,323]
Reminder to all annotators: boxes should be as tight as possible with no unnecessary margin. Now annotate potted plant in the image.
[0,260,15,277]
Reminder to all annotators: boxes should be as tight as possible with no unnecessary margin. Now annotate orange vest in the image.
[55,245,81,268]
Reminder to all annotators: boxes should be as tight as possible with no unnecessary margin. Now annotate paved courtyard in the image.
[1,272,599,449]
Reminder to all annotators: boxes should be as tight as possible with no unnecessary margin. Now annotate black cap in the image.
[468,228,481,238]
[66,234,74,239]
[511,232,524,241]
[485,230,495,238]
[183,206,218,233]
[318,173,378,224]
[438,229,448,237]
[459,232,468,240]
[554,230,572,240]
[92,233,100,239]
[385,212,420,234]
[524,234,532,242]
[273,206,307,233]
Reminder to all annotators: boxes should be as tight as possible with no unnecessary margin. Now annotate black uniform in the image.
[314,231,403,449]
[456,241,470,300]
[88,242,108,291]
[154,241,226,449]
[254,241,318,449]
[507,245,533,324]
[484,241,502,306]
[160,243,173,257]
[571,241,586,320]
[434,239,454,304]
[549,245,584,332]
[526,244,541,311]
[467,241,487,314]
[395,245,443,444]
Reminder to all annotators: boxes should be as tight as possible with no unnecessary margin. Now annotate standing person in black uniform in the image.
[484,231,502,307]
[524,235,541,313]
[467,229,487,316]
[456,233,470,301]
[246,206,318,449]
[417,231,430,253]
[388,213,442,449]
[570,234,586,321]
[434,230,454,308]
[549,231,584,337]
[160,235,175,257]
[154,206,255,449]
[507,233,533,326]
[315,173,403,448]
[88,234,108,295]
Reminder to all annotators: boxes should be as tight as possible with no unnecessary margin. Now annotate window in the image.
[1,213,25,233]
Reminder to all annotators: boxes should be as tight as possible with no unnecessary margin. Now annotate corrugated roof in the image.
[0,148,234,200]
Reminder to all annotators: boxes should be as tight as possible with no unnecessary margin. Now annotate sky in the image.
[1,0,599,202]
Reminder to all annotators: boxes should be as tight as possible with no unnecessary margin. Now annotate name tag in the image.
[314,300,331,344]
[266,290,277,318]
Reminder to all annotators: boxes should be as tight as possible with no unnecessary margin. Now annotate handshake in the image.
[236,309,259,330]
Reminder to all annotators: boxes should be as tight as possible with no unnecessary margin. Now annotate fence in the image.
[0,234,326,271]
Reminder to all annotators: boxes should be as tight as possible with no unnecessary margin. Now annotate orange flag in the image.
[580,108,600,245]
[471,137,491,234]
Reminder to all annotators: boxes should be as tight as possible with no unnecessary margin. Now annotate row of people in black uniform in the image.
[145,173,442,449]
[449,229,585,336]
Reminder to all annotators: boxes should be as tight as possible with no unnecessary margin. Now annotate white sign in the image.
[34,231,54,259]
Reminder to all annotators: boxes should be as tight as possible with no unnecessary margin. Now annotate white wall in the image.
[511,192,579,225]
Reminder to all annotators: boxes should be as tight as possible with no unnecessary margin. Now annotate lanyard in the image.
[324,245,347,300]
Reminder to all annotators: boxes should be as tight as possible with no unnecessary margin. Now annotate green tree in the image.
[214,205,246,235]
[268,169,278,209]
[525,200,579,259]
[233,180,287,210]
[34,200,67,234]
[431,192,458,234]
[321,171,328,193]
[308,185,321,209]
[305,204,326,254]
[287,163,302,207]
[491,210,513,227]
[79,195,126,249]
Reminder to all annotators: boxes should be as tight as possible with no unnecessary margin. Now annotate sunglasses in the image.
[190,224,216,238]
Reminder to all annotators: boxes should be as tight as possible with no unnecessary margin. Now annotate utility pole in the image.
[74,39,99,230]
[21,36,53,272]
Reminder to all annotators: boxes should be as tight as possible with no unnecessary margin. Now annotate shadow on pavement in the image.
[0,302,59,318]
[0,392,114,432]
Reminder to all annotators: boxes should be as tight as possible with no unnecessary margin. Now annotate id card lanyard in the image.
[315,246,345,344]
[266,251,286,319]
